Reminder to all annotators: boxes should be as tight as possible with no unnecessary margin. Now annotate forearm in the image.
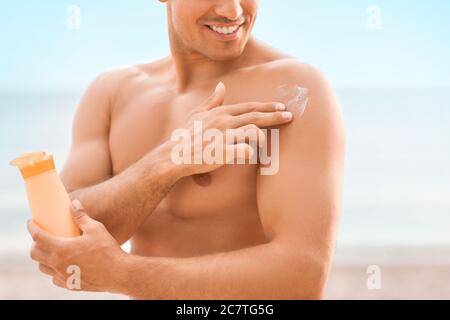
[114,241,325,300]
[69,141,183,244]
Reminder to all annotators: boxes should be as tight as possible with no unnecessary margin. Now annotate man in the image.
[28,0,345,299]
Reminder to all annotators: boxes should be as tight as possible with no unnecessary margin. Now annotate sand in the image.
[1,246,449,300]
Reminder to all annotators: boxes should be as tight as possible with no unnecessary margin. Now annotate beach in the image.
[326,246,450,300]
[328,265,450,300]
[1,88,449,300]
[2,0,450,301]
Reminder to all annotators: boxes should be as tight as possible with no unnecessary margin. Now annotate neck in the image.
[169,34,259,93]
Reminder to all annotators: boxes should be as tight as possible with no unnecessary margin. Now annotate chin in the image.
[203,44,247,61]
[209,51,243,61]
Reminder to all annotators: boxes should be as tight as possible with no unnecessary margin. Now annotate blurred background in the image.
[0,0,449,299]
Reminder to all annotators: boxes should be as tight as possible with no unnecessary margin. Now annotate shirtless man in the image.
[28,0,345,299]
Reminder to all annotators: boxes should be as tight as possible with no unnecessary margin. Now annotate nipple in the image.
[193,173,212,187]
[276,85,309,117]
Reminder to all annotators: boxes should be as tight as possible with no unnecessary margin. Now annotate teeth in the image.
[209,25,240,35]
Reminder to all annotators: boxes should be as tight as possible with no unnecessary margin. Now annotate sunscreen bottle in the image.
[10,152,80,237]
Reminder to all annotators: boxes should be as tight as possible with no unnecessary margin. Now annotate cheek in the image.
[171,1,205,27]
[242,0,259,17]
[171,4,205,39]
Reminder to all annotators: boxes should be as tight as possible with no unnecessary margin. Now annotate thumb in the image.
[70,199,92,232]
[203,82,226,111]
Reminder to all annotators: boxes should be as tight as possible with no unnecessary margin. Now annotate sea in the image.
[0,87,449,256]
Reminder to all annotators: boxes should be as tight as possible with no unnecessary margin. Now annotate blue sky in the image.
[1,0,449,91]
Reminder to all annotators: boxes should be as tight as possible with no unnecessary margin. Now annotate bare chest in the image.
[108,88,259,219]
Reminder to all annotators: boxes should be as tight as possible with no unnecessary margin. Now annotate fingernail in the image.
[216,81,224,92]
[71,199,84,211]
[276,103,286,111]
[282,112,293,120]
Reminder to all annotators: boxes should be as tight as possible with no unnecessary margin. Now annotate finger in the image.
[226,124,266,147]
[70,199,95,233]
[225,102,286,116]
[201,82,226,111]
[52,277,66,289]
[231,111,293,128]
[30,243,52,265]
[39,263,56,277]
[27,220,64,251]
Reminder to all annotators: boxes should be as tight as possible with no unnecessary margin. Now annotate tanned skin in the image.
[27,0,345,299]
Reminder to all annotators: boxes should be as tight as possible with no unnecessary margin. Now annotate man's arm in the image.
[113,67,346,299]
[60,70,181,245]
[61,75,293,245]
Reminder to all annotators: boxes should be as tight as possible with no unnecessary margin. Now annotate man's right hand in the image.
[61,76,293,245]
[163,82,294,177]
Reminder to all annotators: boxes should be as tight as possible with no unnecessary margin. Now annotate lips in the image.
[204,21,245,41]
[207,24,240,35]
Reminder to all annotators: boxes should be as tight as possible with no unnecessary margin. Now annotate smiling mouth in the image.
[203,18,247,38]
[206,24,242,35]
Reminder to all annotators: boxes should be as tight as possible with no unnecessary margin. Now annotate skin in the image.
[28,0,345,299]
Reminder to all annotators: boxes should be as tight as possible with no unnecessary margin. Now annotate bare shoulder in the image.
[81,58,168,112]
[258,58,335,96]
[262,59,345,157]
[87,64,149,97]
[280,59,342,125]
[73,65,150,133]
[89,56,169,93]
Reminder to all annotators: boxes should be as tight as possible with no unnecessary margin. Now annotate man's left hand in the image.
[27,199,126,293]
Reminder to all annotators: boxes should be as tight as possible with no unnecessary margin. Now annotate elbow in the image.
[281,252,330,300]
[300,285,326,300]
[100,223,131,246]
[68,191,129,246]
[293,272,328,300]
[113,231,132,246]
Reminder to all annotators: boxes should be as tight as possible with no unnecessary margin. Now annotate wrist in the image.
[109,253,163,299]
[153,140,192,180]
[109,250,131,295]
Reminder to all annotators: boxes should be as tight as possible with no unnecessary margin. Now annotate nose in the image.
[215,0,244,21]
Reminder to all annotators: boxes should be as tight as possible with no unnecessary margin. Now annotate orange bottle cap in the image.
[10,152,56,179]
